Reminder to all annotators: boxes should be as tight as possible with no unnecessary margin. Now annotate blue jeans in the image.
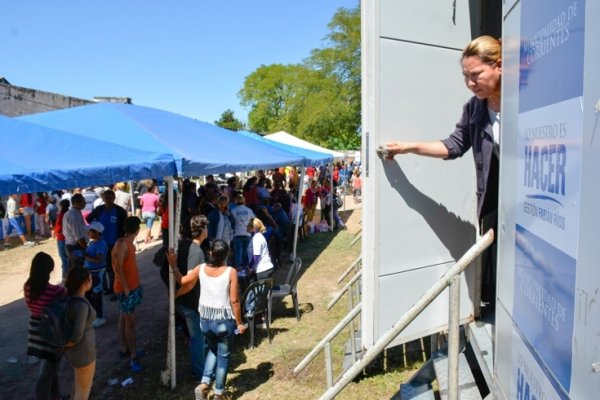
[232,235,250,268]
[57,240,69,278]
[8,217,25,236]
[176,303,205,380]
[36,357,61,399]
[200,318,235,395]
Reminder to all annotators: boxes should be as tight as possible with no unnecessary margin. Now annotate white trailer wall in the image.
[361,0,479,348]
[497,0,600,398]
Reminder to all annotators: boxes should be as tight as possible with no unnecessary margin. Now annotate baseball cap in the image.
[86,221,104,233]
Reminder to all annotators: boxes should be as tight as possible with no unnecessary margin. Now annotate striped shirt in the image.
[25,284,66,318]
[24,283,66,361]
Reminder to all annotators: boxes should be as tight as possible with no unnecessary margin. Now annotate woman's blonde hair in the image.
[251,218,266,233]
[462,35,501,65]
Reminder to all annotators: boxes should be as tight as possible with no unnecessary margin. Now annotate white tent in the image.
[264,131,345,160]
[265,131,344,238]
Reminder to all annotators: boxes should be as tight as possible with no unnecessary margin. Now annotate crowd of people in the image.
[12,161,363,400]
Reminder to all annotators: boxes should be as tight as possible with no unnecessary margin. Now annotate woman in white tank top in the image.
[168,240,246,400]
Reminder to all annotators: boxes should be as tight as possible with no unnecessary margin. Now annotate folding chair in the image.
[268,257,302,325]
[242,278,273,348]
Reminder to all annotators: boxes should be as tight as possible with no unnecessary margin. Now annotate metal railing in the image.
[337,255,362,284]
[315,229,494,400]
[327,270,362,311]
[350,231,362,247]
[293,303,362,387]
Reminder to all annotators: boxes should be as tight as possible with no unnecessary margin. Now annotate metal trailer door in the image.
[361,0,479,349]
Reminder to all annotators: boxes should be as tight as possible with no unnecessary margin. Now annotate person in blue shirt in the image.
[271,202,290,238]
[86,189,127,298]
[84,221,108,328]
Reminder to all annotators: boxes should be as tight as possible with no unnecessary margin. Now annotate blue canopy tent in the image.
[236,130,332,166]
[20,102,306,389]
[20,103,305,176]
[0,115,177,196]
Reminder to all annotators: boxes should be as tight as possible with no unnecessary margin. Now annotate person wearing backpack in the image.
[24,251,66,400]
[63,267,96,400]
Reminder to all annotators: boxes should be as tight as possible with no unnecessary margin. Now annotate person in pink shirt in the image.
[139,184,159,243]
[35,192,49,238]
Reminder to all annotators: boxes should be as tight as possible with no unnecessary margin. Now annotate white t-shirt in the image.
[231,205,254,237]
[487,107,501,145]
[248,232,273,274]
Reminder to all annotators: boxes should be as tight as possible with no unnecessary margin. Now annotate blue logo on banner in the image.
[519,0,585,112]
[513,225,575,392]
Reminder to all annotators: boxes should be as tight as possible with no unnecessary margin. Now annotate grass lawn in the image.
[96,214,426,399]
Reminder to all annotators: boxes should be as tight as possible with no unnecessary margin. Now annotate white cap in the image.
[86,221,104,233]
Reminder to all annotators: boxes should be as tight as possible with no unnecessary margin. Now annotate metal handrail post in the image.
[328,270,362,310]
[325,342,334,388]
[318,229,494,400]
[348,289,357,363]
[448,276,460,400]
[294,304,362,375]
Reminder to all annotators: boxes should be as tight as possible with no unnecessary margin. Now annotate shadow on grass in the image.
[227,361,274,398]
[350,337,431,384]
[269,300,314,325]
[238,327,289,350]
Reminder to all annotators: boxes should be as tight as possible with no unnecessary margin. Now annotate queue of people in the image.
[16,164,359,399]
[24,218,144,400]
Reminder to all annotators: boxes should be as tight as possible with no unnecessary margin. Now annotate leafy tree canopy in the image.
[215,109,245,131]
[238,5,360,150]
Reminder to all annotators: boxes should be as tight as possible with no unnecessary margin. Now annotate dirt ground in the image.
[0,195,362,400]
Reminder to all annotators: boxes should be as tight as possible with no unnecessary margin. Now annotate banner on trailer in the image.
[510,322,569,400]
[514,0,585,394]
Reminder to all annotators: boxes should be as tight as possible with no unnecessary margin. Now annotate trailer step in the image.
[466,320,494,387]
[433,351,482,400]
[399,382,435,400]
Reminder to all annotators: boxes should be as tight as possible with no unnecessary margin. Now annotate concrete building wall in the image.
[0,80,132,117]
[0,82,92,117]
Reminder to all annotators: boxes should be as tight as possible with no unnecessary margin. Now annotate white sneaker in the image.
[92,318,107,328]
[23,241,35,247]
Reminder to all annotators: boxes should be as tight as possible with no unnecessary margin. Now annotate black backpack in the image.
[38,296,83,349]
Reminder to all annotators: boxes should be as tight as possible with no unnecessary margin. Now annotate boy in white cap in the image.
[84,221,108,327]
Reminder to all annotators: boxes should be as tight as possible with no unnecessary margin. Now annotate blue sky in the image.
[1,1,358,124]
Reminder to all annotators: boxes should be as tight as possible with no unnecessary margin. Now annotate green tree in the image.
[214,109,245,131]
[238,4,361,150]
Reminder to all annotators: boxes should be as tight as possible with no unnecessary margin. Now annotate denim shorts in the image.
[117,286,143,314]
[21,207,34,216]
[142,211,156,228]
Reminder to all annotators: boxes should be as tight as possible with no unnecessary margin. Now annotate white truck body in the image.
[362,0,600,398]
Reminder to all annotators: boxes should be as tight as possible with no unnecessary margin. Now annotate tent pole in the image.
[167,176,177,389]
[329,164,334,231]
[129,180,135,216]
[292,166,306,260]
